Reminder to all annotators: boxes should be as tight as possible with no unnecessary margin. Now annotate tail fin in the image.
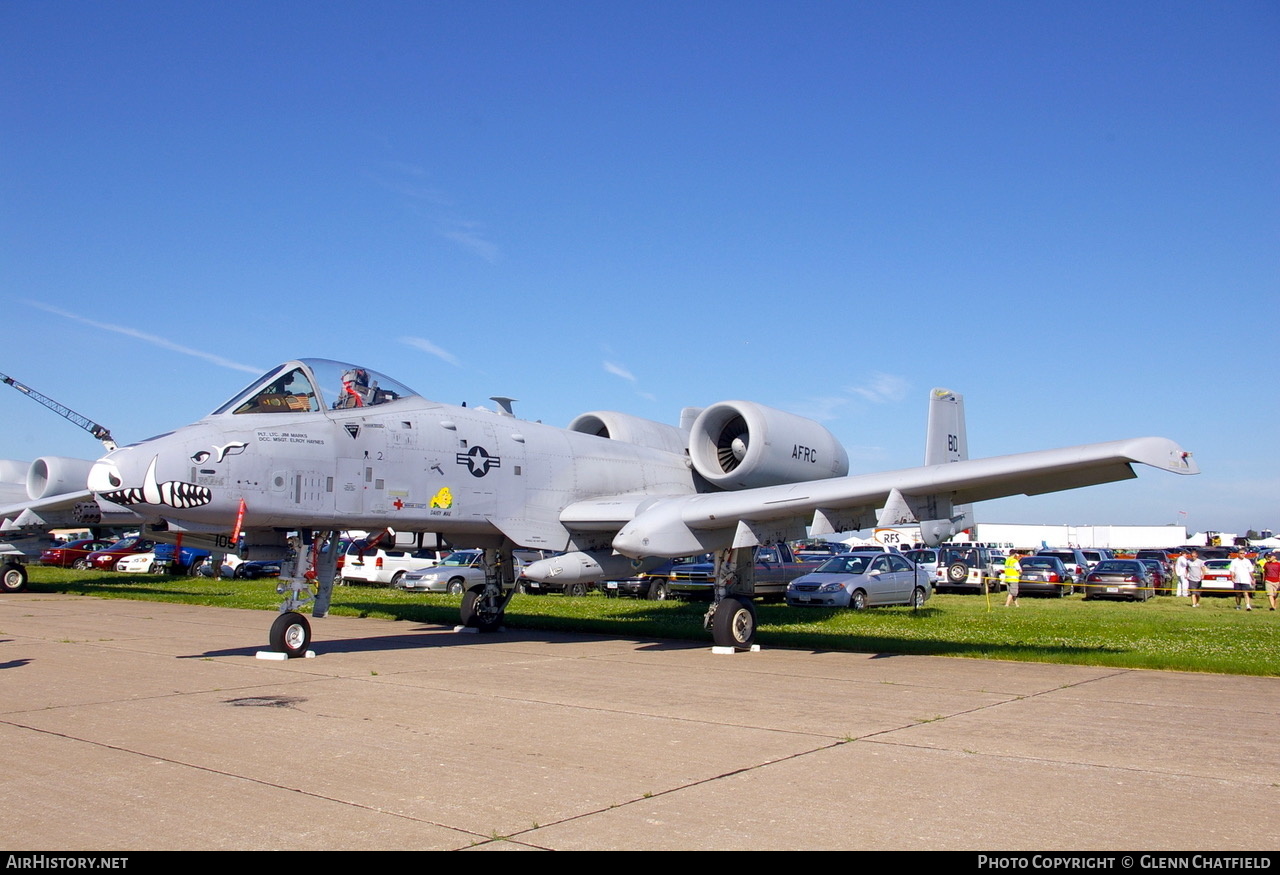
[925,388,967,466]
[924,388,974,542]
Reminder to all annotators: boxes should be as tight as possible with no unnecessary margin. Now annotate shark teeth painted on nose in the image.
[98,456,213,509]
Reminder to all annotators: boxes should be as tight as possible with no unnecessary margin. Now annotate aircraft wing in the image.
[0,490,97,532]
[607,436,1197,558]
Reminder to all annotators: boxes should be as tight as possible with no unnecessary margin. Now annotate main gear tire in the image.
[2,563,28,593]
[711,596,756,650]
[461,587,504,632]
[269,612,311,658]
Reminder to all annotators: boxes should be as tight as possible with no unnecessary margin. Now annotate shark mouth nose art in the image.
[99,457,212,509]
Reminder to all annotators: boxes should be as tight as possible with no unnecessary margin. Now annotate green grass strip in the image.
[18,567,1279,676]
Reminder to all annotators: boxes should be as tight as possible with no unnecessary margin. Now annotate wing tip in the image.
[1127,437,1199,476]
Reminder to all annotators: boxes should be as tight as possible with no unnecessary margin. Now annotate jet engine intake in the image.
[567,411,689,456]
[688,402,849,490]
[26,456,95,500]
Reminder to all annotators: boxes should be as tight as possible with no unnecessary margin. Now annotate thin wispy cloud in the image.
[848,373,908,404]
[784,375,908,424]
[603,359,656,402]
[401,336,462,367]
[364,163,449,205]
[27,301,264,374]
[370,161,500,262]
[603,361,637,383]
[440,223,499,263]
[788,396,850,422]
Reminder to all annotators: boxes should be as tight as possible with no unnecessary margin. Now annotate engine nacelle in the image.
[0,459,29,485]
[26,456,96,500]
[567,411,688,456]
[688,401,849,490]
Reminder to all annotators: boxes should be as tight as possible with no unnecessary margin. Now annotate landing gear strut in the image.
[458,545,516,633]
[266,530,339,657]
[704,547,758,650]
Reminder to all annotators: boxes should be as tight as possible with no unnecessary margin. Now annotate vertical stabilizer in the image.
[925,388,967,466]
[923,388,974,542]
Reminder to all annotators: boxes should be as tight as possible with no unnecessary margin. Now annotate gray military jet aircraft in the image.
[4,359,1198,652]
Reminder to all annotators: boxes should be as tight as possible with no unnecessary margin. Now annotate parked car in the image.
[792,542,851,563]
[601,556,710,599]
[236,560,283,579]
[194,554,244,578]
[666,544,812,600]
[901,547,942,583]
[396,550,484,593]
[115,551,159,573]
[1081,559,1154,602]
[1138,558,1173,595]
[1015,555,1075,597]
[398,549,546,594]
[152,543,211,573]
[1079,549,1113,569]
[1197,558,1235,594]
[340,540,449,587]
[1035,548,1091,585]
[786,552,930,609]
[41,538,113,568]
[83,537,155,571]
[933,545,1004,592]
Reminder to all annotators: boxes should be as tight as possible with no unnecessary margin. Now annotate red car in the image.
[41,539,113,569]
[83,537,154,571]
[1139,558,1173,595]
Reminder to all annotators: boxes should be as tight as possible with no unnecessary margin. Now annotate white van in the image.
[340,540,448,587]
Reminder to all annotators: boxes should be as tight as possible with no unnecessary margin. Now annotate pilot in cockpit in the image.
[337,368,375,408]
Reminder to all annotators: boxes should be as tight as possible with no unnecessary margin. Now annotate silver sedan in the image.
[786,553,931,609]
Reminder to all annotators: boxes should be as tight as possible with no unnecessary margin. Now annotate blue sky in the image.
[2,1,1276,535]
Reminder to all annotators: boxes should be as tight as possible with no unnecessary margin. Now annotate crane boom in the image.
[1,371,118,452]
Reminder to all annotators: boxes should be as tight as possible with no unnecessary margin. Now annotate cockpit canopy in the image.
[211,359,419,416]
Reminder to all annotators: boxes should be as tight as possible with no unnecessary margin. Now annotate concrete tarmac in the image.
[1,592,1276,851]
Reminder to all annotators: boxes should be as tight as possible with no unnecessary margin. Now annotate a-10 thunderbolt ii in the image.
[4,358,1198,653]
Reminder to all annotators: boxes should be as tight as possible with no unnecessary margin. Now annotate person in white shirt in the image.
[1228,551,1256,611]
[1186,551,1206,607]
[1174,552,1190,597]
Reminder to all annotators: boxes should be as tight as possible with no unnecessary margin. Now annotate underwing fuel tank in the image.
[522,551,664,584]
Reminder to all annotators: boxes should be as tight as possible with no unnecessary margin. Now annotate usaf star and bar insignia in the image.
[456,445,501,478]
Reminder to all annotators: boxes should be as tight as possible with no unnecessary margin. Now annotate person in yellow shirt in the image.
[1003,552,1022,607]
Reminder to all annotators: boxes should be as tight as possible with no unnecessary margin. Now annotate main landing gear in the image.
[704,547,759,651]
[459,546,517,633]
[264,530,339,658]
[2,561,28,593]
